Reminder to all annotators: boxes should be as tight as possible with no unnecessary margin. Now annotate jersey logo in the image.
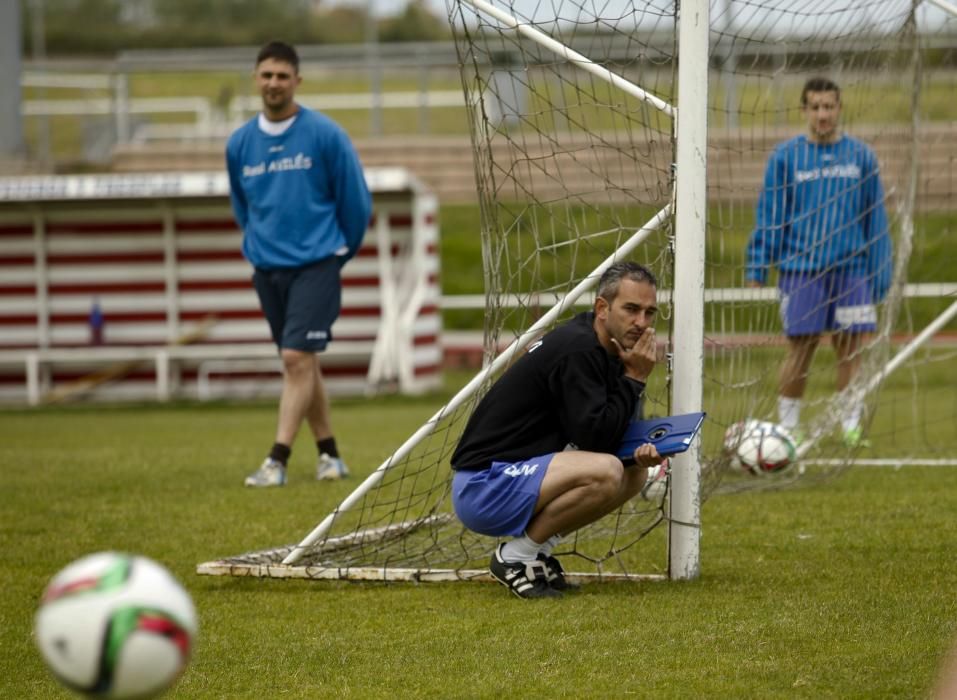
[504,462,539,477]
[794,163,861,183]
[242,152,314,178]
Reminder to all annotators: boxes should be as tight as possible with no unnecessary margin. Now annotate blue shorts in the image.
[252,256,342,352]
[779,270,877,336]
[451,454,555,537]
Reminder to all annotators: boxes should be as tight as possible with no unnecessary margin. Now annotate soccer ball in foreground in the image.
[724,419,797,475]
[35,552,197,699]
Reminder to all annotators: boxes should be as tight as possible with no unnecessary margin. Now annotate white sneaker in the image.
[244,458,286,487]
[316,453,349,481]
[640,459,669,501]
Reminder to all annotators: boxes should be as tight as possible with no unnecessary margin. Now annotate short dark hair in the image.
[597,261,657,302]
[256,41,299,73]
[801,77,840,106]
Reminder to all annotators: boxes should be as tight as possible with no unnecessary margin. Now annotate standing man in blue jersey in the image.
[451,262,667,599]
[226,41,372,487]
[746,77,892,448]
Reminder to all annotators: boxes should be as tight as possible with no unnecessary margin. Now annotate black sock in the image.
[269,443,291,466]
[317,437,339,459]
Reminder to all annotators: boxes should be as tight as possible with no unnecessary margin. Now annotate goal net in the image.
[706,0,957,494]
[197,0,957,583]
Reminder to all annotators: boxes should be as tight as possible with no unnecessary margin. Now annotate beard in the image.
[263,92,291,113]
[615,327,643,351]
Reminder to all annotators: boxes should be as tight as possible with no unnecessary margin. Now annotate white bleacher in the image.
[0,169,442,405]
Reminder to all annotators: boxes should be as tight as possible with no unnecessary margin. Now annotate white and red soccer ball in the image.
[35,552,197,699]
[724,419,797,475]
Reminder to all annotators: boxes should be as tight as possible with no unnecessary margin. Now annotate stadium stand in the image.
[110,125,957,209]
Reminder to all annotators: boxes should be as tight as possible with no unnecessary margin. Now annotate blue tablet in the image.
[616,412,707,459]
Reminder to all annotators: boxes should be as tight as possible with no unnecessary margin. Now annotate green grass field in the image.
[2,374,956,698]
[11,51,957,699]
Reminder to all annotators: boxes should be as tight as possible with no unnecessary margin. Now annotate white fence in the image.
[22,86,467,145]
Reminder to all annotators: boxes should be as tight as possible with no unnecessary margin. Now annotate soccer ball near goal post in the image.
[35,552,197,699]
[724,419,797,476]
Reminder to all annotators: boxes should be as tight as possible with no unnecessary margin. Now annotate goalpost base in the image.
[195,556,669,584]
[195,515,671,584]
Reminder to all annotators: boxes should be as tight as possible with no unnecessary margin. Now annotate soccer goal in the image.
[197,0,957,585]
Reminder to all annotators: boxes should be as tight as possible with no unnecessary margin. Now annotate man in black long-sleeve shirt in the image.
[451,261,665,599]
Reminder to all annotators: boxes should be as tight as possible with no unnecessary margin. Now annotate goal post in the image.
[669,0,710,581]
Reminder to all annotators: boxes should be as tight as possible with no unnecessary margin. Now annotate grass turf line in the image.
[1,395,956,698]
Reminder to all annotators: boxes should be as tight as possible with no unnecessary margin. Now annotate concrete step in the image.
[110,124,957,206]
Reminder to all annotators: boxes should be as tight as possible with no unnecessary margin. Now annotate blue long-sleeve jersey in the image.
[226,106,372,270]
[745,134,892,301]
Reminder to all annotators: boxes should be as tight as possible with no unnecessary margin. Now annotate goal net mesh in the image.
[198,1,956,581]
[706,0,956,494]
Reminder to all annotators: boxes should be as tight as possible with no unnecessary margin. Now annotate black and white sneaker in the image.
[489,544,561,599]
[538,553,580,592]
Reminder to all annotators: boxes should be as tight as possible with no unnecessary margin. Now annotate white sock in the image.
[778,396,802,431]
[500,533,543,562]
[539,535,562,557]
[842,403,863,433]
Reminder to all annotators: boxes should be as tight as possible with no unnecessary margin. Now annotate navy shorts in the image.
[451,454,554,537]
[252,256,342,352]
[779,270,877,336]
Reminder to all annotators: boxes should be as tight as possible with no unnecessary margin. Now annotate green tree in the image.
[311,6,370,45]
[379,0,451,43]
[25,0,452,54]
[152,0,309,27]
[33,0,126,54]
[151,0,316,45]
